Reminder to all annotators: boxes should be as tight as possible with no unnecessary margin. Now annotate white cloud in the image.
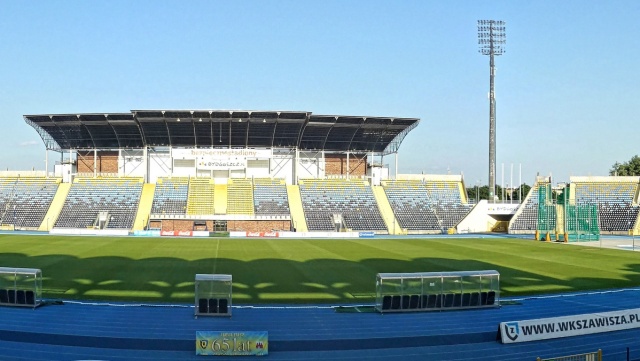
[19,140,40,147]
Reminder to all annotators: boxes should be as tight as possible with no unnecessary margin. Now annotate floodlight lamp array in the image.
[477,20,506,56]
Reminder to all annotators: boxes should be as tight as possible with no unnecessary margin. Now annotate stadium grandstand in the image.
[0,109,632,238]
[9,109,477,235]
[509,176,640,239]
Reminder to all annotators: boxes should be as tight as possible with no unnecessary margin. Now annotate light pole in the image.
[478,20,506,201]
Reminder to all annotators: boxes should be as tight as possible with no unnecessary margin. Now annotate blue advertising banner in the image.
[132,230,161,237]
[358,231,375,238]
[196,331,268,356]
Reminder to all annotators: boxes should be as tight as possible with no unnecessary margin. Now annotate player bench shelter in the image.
[376,270,500,313]
[0,267,43,309]
[194,274,232,317]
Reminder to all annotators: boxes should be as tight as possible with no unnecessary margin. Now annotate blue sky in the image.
[1,1,639,186]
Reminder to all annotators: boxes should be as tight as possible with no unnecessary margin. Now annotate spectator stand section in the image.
[299,178,387,233]
[571,176,639,235]
[0,176,61,230]
[54,177,143,230]
[0,267,42,309]
[382,175,472,234]
[148,177,292,233]
[425,179,472,230]
[150,177,189,216]
[509,177,551,235]
[253,178,290,216]
[195,274,232,318]
[511,176,640,239]
[382,180,440,233]
[376,270,500,313]
[227,178,254,215]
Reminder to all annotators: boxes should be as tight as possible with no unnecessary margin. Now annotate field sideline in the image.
[0,234,638,304]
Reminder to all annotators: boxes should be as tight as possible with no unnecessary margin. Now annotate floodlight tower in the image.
[478,20,506,201]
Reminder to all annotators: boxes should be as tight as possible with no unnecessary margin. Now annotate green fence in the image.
[536,183,556,233]
[564,202,600,241]
[535,183,599,241]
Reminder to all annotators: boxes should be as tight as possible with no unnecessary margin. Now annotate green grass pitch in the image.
[1,234,639,304]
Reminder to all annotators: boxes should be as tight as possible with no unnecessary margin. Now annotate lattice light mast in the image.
[478,20,506,200]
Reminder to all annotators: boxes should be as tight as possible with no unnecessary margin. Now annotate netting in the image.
[536,183,600,241]
[564,202,600,241]
[536,183,556,233]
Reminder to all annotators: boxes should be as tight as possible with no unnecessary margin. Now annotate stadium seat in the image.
[487,291,496,305]
[55,177,143,229]
[509,183,550,232]
[572,181,639,232]
[434,294,442,308]
[382,295,392,310]
[16,290,25,305]
[151,177,189,215]
[469,292,480,307]
[461,293,471,307]
[409,295,420,309]
[300,179,387,232]
[421,294,430,308]
[443,293,453,308]
[218,298,228,314]
[480,292,488,305]
[0,177,61,229]
[401,295,410,309]
[383,179,471,232]
[0,289,7,303]
[25,290,35,305]
[391,295,401,310]
[425,294,437,308]
[7,290,16,304]
[253,178,290,216]
[227,179,255,215]
[208,298,218,314]
[198,298,208,314]
[452,293,462,307]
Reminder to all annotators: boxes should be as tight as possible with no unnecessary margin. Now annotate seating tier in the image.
[55,178,142,229]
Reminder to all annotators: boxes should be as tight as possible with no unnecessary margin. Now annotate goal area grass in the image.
[0,235,638,304]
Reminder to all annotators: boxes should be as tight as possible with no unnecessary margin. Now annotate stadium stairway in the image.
[556,204,565,235]
[458,181,468,203]
[186,178,215,215]
[214,183,227,214]
[132,183,155,231]
[286,185,307,232]
[38,182,70,231]
[508,182,539,235]
[372,186,403,235]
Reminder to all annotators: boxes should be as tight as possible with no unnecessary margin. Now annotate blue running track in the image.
[2,289,640,360]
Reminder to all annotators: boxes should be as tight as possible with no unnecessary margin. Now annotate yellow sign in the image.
[196,331,268,356]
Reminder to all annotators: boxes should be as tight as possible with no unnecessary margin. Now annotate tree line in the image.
[464,155,640,202]
[466,183,531,202]
[610,155,640,176]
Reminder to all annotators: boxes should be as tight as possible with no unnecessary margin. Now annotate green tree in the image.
[514,183,531,202]
[467,185,493,201]
[610,155,640,176]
